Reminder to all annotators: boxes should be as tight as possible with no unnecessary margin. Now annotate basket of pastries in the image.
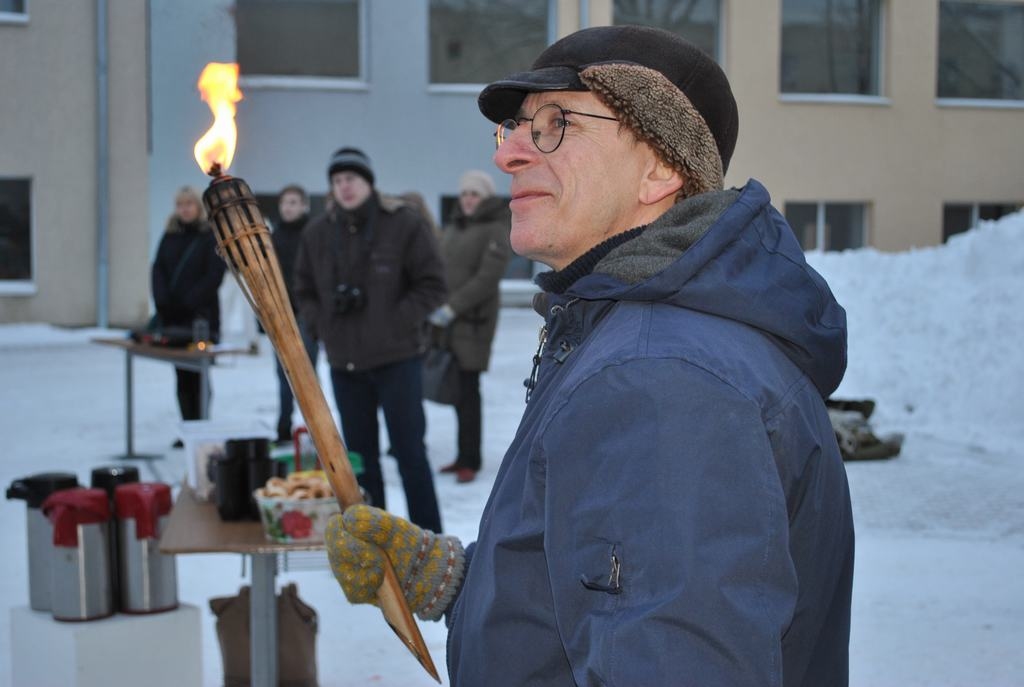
[253,471,340,543]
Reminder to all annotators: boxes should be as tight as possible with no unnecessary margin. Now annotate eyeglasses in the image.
[494,103,619,154]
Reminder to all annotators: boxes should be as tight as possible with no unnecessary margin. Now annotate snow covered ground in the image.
[2,210,1022,686]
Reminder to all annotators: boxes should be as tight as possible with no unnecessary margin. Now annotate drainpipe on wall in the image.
[96,0,110,328]
[579,0,589,29]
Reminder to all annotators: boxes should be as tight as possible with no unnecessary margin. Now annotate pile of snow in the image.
[807,210,1024,454]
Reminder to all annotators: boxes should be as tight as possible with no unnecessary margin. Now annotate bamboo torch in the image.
[192,62,439,682]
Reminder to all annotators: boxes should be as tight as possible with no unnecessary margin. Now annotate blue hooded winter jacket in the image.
[446,180,854,687]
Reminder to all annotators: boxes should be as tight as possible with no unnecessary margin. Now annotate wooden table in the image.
[160,484,326,687]
[92,337,251,458]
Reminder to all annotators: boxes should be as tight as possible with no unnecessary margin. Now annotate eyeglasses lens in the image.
[494,104,567,153]
[531,104,565,153]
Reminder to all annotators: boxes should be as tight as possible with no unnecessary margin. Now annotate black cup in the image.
[245,457,274,521]
[227,438,273,521]
[226,437,270,463]
[212,453,246,521]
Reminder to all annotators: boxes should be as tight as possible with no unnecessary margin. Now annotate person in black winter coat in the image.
[295,148,447,533]
[150,186,226,435]
[270,184,319,444]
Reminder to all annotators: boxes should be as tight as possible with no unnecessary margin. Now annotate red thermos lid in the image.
[115,482,173,540]
[42,487,111,547]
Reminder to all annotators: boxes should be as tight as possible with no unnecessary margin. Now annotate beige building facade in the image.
[721,0,1023,251]
[1,0,1021,326]
[0,0,150,327]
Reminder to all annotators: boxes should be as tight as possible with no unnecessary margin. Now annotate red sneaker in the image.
[456,468,477,484]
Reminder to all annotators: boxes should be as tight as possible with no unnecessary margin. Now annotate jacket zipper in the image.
[523,298,578,403]
[524,325,547,403]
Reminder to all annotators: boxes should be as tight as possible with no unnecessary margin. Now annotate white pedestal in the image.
[10,604,203,687]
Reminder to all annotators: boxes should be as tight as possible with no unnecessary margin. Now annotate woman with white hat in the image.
[429,170,512,483]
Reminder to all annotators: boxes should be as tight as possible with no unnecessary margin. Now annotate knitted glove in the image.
[427,304,455,327]
[325,504,465,621]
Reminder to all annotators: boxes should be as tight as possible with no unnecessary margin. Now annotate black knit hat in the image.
[478,25,739,197]
[327,147,375,186]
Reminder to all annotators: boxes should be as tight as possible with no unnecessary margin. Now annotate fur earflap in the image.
[580,63,724,199]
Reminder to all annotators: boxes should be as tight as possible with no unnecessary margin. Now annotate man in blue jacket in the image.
[326,25,854,687]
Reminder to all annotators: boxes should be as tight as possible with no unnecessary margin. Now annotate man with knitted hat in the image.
[326,25,853,686]
[295,146,447,533]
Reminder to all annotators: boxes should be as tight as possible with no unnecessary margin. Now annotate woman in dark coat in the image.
[430,170,512,483]
[150,186,226,434]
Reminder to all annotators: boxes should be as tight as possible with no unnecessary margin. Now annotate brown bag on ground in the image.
[209,583,318,687]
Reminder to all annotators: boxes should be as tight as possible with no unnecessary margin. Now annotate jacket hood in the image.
[567,179,847,397]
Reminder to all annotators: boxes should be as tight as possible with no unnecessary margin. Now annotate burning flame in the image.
[193,62,242,175]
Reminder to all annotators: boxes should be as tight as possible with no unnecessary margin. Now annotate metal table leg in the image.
[250,553,278,686]
[199,357,210,420]
[117,349,159,460]
[126,349,134,456]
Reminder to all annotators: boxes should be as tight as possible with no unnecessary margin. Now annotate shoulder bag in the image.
[422,326,460,406]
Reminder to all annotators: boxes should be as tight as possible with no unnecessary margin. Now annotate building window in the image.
[236,0,361,79]
[429,0,549,84]
[943,202,1020,241]
[613,0,721,60]
[938,1,1024,101]
[0,0,26,14]
[0,179,32,281]
[785,202,867,251]
[780,0,882,95]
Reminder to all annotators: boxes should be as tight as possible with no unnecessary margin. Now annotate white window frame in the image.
[778,0,887,100]
[936,97,1024,109]
[0,176,37,295]
[238,0,370,92]
[0,281,36,295]
[779,93,891,106]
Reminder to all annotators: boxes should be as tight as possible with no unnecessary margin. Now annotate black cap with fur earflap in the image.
[478,25,738,197]
[327,147,375,186]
